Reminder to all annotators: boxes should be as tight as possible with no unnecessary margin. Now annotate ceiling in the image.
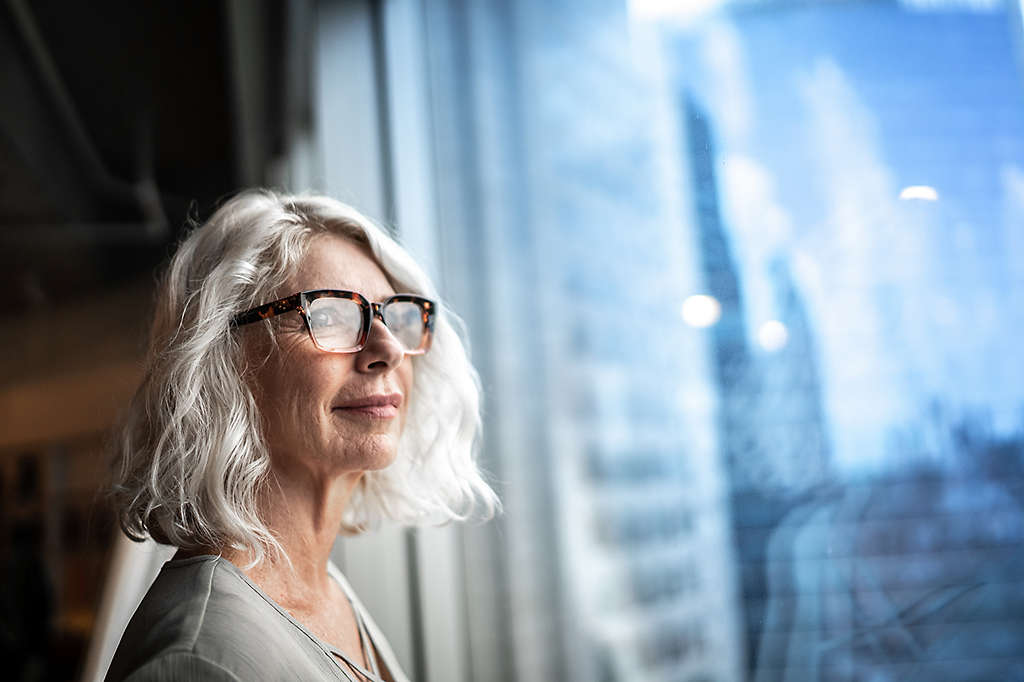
[0,0,291,317]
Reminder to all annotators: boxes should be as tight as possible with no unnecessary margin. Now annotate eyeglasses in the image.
[232,290,436,355]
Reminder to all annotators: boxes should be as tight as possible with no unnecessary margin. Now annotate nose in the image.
[356,311,405,373]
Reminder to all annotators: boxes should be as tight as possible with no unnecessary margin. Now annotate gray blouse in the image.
[105,555,409,682]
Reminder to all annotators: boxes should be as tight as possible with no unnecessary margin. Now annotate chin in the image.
[348,436,400,472]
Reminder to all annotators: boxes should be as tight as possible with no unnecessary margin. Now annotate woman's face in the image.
[248,233,414,478]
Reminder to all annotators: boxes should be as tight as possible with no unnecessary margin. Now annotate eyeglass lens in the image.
[307,297,426,352]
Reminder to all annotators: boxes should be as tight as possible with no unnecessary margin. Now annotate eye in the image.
[309,308,339,327]
[307,298,363,330]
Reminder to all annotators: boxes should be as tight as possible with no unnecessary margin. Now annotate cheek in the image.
[399,363,416,423]
[259,383,311,453]
[251,351,335,446]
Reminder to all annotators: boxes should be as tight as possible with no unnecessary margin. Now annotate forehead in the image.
[288,233,395,299]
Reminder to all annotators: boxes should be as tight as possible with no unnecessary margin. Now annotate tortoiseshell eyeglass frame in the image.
[231,289,436,355]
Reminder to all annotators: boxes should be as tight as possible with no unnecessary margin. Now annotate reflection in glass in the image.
[419,0,1024,679]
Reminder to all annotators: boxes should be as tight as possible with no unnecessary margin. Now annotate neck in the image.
[223,463,364,607]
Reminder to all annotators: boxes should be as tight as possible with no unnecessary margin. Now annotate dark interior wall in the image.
[0,3,299,679]
[0,0,295,319]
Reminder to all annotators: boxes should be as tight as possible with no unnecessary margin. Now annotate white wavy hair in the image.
[112,189,497,562]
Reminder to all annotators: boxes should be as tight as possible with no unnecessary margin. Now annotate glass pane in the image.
[308,297,363,350]
[383,301,425,352]
[416,1,1024,681]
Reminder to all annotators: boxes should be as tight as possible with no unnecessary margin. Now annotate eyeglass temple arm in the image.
[231,293,304,327]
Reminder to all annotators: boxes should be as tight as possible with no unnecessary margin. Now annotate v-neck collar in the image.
[165,554,388,681]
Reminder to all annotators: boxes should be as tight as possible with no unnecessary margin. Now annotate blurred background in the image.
[2,0,1024,680]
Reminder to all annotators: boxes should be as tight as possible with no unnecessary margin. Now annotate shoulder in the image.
[120,652,241,682]
[107,556,331,681]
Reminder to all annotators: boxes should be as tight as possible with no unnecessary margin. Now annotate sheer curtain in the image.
[402,1,744,680]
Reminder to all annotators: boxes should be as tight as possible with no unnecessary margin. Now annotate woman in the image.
[106,190,497,681]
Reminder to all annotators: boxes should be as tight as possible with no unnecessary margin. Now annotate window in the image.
[394,1,1024,680]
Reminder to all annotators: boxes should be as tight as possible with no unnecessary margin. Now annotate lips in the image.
[333,393,403,418]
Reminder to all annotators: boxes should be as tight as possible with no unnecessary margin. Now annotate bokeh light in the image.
[899,185,939,200]
[681,294,722,328]
[757,319,789,352]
